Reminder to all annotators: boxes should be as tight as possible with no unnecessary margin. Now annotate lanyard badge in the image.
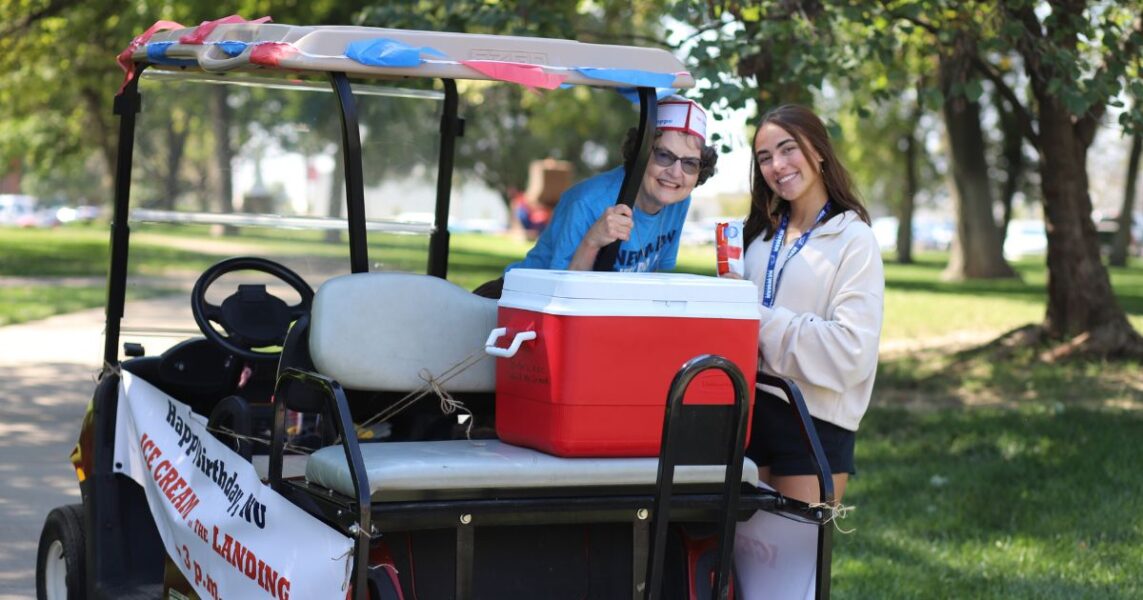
[761,202,832,308]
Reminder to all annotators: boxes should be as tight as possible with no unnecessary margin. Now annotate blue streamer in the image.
[577,67,678,89]
[216,41,248,57]
[345,38,446,68]
[145,42,198,67]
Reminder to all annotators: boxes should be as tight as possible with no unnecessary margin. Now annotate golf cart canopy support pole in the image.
[592,86,657,271]
[429,79,462,279]
[104,71,145,368]
[330,72,369,273]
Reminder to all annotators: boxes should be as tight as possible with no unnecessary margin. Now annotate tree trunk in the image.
[896,91,926,264]
[324,147,345,243]
[1035,97,1142,354]
[938,38,1016,280]
[897,127,917,264]
[210,87,238,236]
[996,95,1027,244]
[1109,130,1141,267]
[161,118,187,211]
[82,86,117,203]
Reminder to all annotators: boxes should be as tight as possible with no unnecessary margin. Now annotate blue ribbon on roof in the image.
[145,42,198,67]
[217,41,248,57]
[575,67,678,89]
[345,38,446,68]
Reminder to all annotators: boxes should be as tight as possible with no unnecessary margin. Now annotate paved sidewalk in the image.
[0,298,188,599]
[0,308,101,599]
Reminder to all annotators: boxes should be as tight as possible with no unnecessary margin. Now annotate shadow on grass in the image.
[835,406,1143,598]
[882,254,1143,315]
[877,334,1142,409]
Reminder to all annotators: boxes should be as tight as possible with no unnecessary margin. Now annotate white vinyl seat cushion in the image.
[304,439,759,499]
[308,272,498,392]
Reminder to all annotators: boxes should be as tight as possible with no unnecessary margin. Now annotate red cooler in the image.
[486,269,760,457]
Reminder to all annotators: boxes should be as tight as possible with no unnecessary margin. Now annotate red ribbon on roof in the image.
[116,20,185,95]
[179,14,272,45]
[250,42,299,67]
[460,60,566,90]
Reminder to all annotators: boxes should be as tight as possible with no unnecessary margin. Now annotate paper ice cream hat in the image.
[656,96,708,144]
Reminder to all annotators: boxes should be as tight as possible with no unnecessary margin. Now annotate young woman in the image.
[731,104,883,504]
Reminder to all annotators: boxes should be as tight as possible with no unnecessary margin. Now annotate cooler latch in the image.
[484,327,537,358]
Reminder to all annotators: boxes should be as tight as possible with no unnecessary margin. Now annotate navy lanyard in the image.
[762,201,832,308]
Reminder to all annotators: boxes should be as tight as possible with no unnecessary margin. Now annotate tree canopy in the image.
[671,0,1143,356]
[2,0,1140,356]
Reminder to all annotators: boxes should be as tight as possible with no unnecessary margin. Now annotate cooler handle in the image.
[484,327,537,358]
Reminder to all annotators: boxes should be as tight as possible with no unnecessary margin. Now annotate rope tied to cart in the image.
[353,346,490,439]
[816,501,855,533]
[417,367,474,436]
[791,500,855,534]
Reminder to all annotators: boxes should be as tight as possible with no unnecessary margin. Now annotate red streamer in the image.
[116,20,185,95]
[179,14,272,45]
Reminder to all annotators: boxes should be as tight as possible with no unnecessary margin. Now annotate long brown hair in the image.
[742,104,870,245]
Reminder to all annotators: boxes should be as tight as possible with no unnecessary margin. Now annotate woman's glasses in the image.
[651,147,701,175]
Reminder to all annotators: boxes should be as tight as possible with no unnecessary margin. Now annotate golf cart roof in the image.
[131,22,695,89]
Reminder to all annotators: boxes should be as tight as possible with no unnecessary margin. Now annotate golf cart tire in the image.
[36,504,86,600]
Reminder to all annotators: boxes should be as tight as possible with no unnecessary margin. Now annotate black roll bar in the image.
[645,354,750,600]
[757,372,835,599]
[103,70,146,370]
[269,368,372,600]
[428,79,462,278]
[592,86,658,271]
[330,72,369,273]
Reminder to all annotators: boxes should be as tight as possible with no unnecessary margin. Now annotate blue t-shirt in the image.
[507,167,691,272]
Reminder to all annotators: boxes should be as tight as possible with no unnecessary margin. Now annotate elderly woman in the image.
[475,96,718,297]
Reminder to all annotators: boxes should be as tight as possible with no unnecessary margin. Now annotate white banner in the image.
[113,371,353,600]
[733,487,819,600]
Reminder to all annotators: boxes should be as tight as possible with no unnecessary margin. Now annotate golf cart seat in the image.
[309,272,498,393]
[272,271,500,441]
[304,438,759,502]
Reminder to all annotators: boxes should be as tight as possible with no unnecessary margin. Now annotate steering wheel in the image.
[191,257,314,362]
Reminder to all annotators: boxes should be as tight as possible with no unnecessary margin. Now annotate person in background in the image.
[509,158,574,241]
[473,96,718,298]
[727,104,883,504]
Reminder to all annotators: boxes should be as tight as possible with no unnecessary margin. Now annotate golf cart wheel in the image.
[36,504,86,600]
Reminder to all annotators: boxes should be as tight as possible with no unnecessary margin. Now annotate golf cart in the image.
[35,19,836,600]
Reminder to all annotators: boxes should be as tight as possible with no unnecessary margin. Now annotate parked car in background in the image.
[1096,213,1143,258]
[55,204,105,224]
[0,194,37,226]
[872,216,955,253]
[680,217,728,246]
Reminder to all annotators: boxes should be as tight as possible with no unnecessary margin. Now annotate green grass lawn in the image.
[839,405,1143,598]
[3,224,1143,597]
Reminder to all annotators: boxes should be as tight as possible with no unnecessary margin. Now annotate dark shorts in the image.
[745,391,856,476]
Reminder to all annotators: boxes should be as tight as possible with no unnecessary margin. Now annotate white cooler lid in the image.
[500,269,760,319]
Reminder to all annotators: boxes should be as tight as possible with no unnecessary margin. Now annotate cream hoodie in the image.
[743,210,884,431]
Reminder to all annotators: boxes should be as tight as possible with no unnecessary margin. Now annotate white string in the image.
[355,347,491,437]
[205,426,315,455]
[807,501,856,534]
[418,368,474,438]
